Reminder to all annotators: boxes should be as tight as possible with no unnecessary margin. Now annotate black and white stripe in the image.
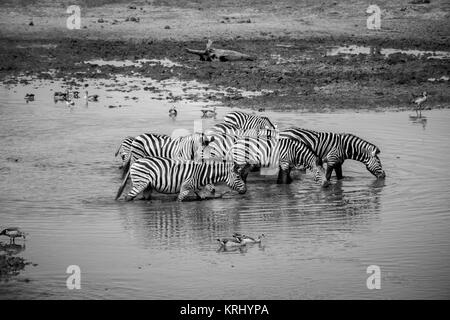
[117,157,247,201]
[115,136,135,169]
[280,128,386,180]
[207,122,279,140]
[223,111,276,130]
[227,136,326,184]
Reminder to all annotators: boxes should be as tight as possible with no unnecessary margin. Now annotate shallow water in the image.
[0,79,449,299]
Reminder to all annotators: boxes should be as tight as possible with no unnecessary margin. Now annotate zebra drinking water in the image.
[279,128,386,181]
[114,136,135,169]
[226,136,327,185]
[116,157,247,201]
[117,132,215,198]
[223,111,276,130]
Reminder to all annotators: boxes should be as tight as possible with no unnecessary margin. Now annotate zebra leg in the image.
[325,165,334,181]
[142,187,152,200]
[277,163,292,184]
[125,178,150,201]
[335,164,343,180]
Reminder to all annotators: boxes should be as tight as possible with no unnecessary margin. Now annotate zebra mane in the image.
[262,116,275,129]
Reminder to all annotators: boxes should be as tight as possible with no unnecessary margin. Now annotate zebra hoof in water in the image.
[321,180,331,188]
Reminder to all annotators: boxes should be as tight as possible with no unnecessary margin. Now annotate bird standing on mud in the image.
[0,227,27,243]
[412,91,427,117]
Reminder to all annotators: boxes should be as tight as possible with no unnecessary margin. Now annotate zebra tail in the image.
[121,158,131,179]
[114,143,122,157]
[116,169,130,200]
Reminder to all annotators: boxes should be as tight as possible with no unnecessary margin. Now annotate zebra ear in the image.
[371,149,380,157]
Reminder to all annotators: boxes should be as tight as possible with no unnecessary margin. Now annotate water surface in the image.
[0,80,449,299]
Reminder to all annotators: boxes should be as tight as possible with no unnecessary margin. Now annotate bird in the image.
[217,237,244,247]
[232,233,264,244]
[411,91,427,117]
[201,106,217,118]
[54,90,69,103]
[65,99,75,107]
[25,93,35,101]
[169,106,177,117]
[0,227,27,243]
[84,91,99,102]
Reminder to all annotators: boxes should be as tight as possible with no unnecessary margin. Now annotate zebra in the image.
[226,136,327,185]
[202,132,240,159]
[223,111,276,130]
[279,128,386,181]
[117,132,215,198]
[115,157,247,201]
[114,136,135,169]
[207,122,279,140]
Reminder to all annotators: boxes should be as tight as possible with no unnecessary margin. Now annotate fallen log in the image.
[186,40,256,62]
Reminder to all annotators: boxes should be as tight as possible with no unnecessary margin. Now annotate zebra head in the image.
[365,148,385,179]
[226,164,247,194]
[343,134,386,179]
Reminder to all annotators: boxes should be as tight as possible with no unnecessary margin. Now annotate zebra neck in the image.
[200,161,228,184]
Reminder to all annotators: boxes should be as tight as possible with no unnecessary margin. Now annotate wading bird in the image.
[84,91,99,102]
[412,91,427,117]
[169,106,177,117]
[217,237,244,247]
[233,233,264,244]
[201,106,217,118]
[0,227,27,243]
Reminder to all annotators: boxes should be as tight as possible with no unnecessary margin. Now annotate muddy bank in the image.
[1,36,448,111]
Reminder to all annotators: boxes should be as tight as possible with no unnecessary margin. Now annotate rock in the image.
[164,25,171,29]
[29,21,34,26]
[128,5,136,9]
[98,18,105,23]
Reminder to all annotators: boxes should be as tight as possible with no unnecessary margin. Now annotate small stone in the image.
[29,21,34,26]
[164,25,171,29]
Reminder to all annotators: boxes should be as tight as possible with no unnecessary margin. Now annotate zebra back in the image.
[126,157,246,198]
[223,111,276,130]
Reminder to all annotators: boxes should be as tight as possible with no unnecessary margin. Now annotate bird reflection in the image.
[0,242,26,256]
[409,115,427,130]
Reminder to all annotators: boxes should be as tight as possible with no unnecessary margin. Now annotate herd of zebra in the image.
[114,111,386,202]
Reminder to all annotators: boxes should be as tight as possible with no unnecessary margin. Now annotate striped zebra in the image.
[226,136,327,185]
[116,157,247,201]
[117,132,214,198]
[207,122,279,140]
[279,128,386,181]
[114,136,135,169]
[223,111,276,130]
[202,132,240,159]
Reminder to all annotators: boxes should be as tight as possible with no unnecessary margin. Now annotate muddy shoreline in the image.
[0,0,449,112]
